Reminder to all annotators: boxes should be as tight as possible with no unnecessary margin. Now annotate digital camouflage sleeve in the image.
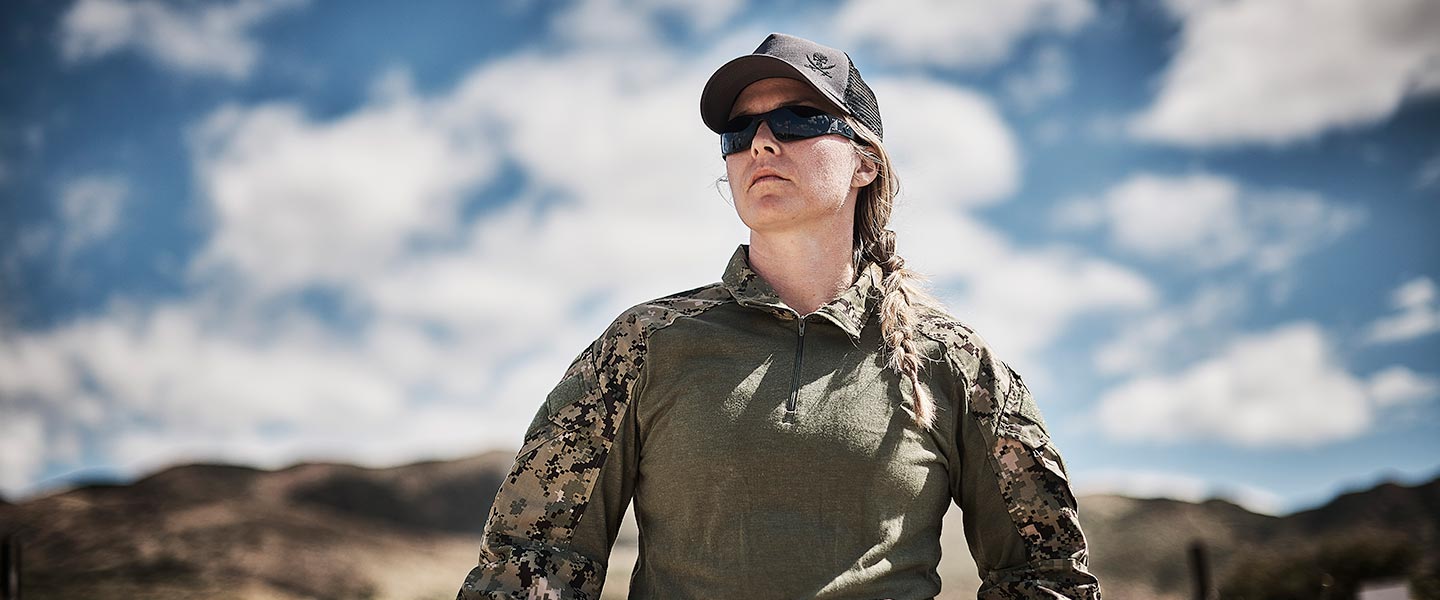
[921,313,1102,599]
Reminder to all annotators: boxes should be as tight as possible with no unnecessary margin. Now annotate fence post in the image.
[1,533,18,600]
[1189,539,1212,600]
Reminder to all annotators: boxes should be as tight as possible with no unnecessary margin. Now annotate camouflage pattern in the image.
[457,283,731,600]
[916,309,1101,599]
[459,245,1099,599]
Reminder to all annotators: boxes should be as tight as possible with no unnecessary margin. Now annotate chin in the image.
[736,197,804,231]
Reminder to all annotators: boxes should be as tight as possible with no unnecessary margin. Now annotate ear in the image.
[852,154,879,188]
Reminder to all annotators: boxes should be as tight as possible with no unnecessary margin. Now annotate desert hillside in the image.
[1,454,1436,599]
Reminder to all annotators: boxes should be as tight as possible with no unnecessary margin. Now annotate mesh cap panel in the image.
[843,60,883,141]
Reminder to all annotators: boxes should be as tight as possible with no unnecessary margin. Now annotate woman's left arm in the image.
[952,350,1102,599]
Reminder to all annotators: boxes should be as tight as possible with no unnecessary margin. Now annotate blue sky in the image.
[1,0,1437,514]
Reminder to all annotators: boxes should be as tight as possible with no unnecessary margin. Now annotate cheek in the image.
[724,158,747,200]
[799,141,860,194]
[724,157,742,186]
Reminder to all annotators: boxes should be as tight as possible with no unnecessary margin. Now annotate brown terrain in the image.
[1,453,1436,600]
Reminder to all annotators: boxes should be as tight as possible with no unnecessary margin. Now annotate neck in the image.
[747,230,856,316]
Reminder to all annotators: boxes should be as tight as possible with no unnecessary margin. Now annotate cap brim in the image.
[700,54,850,134]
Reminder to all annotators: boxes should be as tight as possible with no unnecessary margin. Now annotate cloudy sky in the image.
[1,0,1437,514]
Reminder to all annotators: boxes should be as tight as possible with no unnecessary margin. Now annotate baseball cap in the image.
[700,33,883,141]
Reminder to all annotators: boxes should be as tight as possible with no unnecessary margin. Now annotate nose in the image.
[750,120,780,155]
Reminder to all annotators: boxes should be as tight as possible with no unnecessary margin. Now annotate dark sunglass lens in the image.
[720,132,746,154]
[770,107,829,141]
[721,114,755,133]
[721,125,757,155]
[720,113,762,154]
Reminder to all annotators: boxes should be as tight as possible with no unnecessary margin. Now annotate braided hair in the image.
[848,120,942,430]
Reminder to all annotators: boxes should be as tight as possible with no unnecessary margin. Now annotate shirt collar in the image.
[720,244,880,340]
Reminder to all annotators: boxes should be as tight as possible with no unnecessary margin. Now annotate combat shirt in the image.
[458,244,1101,599]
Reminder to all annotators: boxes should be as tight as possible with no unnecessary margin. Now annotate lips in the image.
[748,168,788,189]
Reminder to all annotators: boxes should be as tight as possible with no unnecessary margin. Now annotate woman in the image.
[458,33,1100,599]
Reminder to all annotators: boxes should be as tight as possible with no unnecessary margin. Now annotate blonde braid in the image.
[849,121,942,429]
[874,233,941,429]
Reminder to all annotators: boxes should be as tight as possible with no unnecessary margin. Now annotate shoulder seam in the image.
[626,281,733,335]
[642,281,730,307]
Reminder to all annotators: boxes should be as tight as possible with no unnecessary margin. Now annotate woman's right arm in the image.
[456,339,639,600]
[456,293,722,599]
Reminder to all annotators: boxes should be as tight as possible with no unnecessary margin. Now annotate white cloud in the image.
[872,77,1020,209]
[1367,365,1440,407]
[1086,173,1243,261]
[1094,283,1246,376]
[1072,469,1285,515]
[1132,0,1440,146]
[1056,172,1364,273]
[1095,322,1421,448]
[897,207,1157,381]
[0,410,46,496]
[58,0,308,80]
[832,0,1094,69]
[951,245,1156,367]
[57,174,127,257]
[1392,276,1436,309]
[550,0,743,46]
[4,174,126,280]
[0,294,528,500]
[1364,276,1440,344]
[1003,46,1072,111]
[186,69,497,297]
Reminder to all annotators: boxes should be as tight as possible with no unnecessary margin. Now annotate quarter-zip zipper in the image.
[787,316,806,413]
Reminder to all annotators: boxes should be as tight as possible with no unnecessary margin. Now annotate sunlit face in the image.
[723,78,875,236]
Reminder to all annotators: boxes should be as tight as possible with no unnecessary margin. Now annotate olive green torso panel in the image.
[629,303,954,598]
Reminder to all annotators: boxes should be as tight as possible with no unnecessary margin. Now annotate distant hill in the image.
[1284,479,1440,540]
[0,453,513,600]
[1076,478,1440,599]
[1077,495,1281,599]
[1,454,1435,600]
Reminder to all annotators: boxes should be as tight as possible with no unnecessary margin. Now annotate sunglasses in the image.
[720,105,860,156]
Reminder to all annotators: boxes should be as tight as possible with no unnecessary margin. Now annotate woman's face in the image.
[724,78,875,237]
